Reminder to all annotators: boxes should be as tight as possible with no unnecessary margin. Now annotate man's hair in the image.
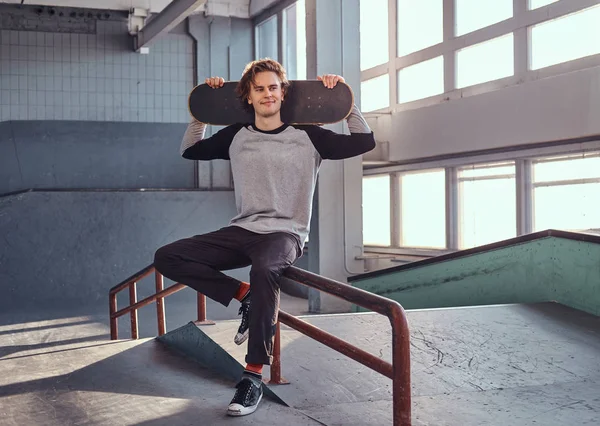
[235,58,290,112]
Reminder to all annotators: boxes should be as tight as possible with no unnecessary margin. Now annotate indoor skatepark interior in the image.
[2,0,600,425]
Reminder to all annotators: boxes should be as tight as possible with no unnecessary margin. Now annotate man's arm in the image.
[180,119,243,161]
[304,104,376,160]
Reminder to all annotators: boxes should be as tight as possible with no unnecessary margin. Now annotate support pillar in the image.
[306,0,366,313]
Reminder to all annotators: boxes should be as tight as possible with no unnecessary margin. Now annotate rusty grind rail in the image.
[109,264,412,425]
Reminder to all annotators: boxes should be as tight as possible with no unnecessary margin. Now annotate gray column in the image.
[187,15,253,189]
[306,0,365,313]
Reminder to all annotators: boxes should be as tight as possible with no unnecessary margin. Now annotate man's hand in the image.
[205,76,225,88]
[317,74,345,89]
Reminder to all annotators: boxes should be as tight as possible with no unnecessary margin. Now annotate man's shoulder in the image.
[228,122,252,131]
[215,122,251,135]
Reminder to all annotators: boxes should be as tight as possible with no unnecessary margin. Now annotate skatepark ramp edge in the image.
[349,229,600,317]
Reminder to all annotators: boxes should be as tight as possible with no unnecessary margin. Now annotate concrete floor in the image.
[189,302,600,425]
[0,293,314,425]
[1,301,599,425]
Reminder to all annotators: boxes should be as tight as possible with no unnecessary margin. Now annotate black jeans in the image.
[153,225,299,365]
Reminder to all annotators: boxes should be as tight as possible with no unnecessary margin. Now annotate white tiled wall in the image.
[0,20,194,123]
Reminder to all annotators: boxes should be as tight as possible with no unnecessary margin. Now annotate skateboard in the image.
[188,80,354,126]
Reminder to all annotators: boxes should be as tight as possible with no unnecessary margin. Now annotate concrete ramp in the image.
[157,302,600,425]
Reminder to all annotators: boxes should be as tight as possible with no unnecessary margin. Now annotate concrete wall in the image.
[0,120,193,193]
[0,5,260,315]
[368,64,600,162]
[0,190,239,311]
[0,4,254,192]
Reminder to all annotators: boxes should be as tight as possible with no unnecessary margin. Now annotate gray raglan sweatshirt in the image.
[180,104,375,252]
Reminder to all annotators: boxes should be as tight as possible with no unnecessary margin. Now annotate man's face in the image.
[247,71,284,118]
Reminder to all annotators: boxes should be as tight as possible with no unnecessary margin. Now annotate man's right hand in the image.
[205,77,225,88]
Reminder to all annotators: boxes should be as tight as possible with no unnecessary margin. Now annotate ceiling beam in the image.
[133,0,206,52]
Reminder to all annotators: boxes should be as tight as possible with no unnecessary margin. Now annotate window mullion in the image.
[391,172,401,247]
[277,11,283,63]
[516,159,533,235]
[446,167,459,250]
[388,0,398,107]
[525,160,533,234]
[443,0,456,93]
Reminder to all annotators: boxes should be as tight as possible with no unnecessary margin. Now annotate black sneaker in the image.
[226,376,263,416]
[234,293,251,345]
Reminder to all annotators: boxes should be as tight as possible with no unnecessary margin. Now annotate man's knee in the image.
[249,263,276,279]
[153,244,175,273]
[249,262,289,290]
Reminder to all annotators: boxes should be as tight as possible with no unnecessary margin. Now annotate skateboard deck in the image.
[188,80,354,126]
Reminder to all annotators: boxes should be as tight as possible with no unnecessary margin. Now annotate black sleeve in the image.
[182,123,245,161]
[299,125,376,160]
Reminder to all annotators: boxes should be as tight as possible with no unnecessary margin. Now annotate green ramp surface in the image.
[350,230,600,316]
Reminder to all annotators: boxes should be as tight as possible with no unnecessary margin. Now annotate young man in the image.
[153,59,375,416]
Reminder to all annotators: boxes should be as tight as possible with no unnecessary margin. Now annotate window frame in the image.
[359,0,600,113]
[456,161,518,249]
[253,0,302,63]
[255,15,279,60]
[363,139,600,256]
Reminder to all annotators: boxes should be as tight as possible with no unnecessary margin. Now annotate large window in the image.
[398,56,444,103]
[458,163,516,249]
[397,0,443,56]
[283,0,306,79]
[256,16,278,60]
[533,155,600,232]
[456,33,514,88]
[361,74,390,112]
[363,175,391,246]
[362,0,599,112]
[363,150,600,252]
[360,0,389,70]
[529,4,600,70]
[400,170,446,248]
[455,0,513,36]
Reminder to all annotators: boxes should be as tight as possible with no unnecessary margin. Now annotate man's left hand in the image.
[317,74,345,89]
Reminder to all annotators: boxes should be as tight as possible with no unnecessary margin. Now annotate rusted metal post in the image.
[198,293,206,321]
[129,282,139,339]
[266,320,289,385]
[390,305,412,426]
[195,293,215,325]
[109,293,118,340]
[155,271,166,336]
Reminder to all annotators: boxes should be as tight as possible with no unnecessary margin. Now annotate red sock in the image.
[245,363,263,375]
[234,281,250,302]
